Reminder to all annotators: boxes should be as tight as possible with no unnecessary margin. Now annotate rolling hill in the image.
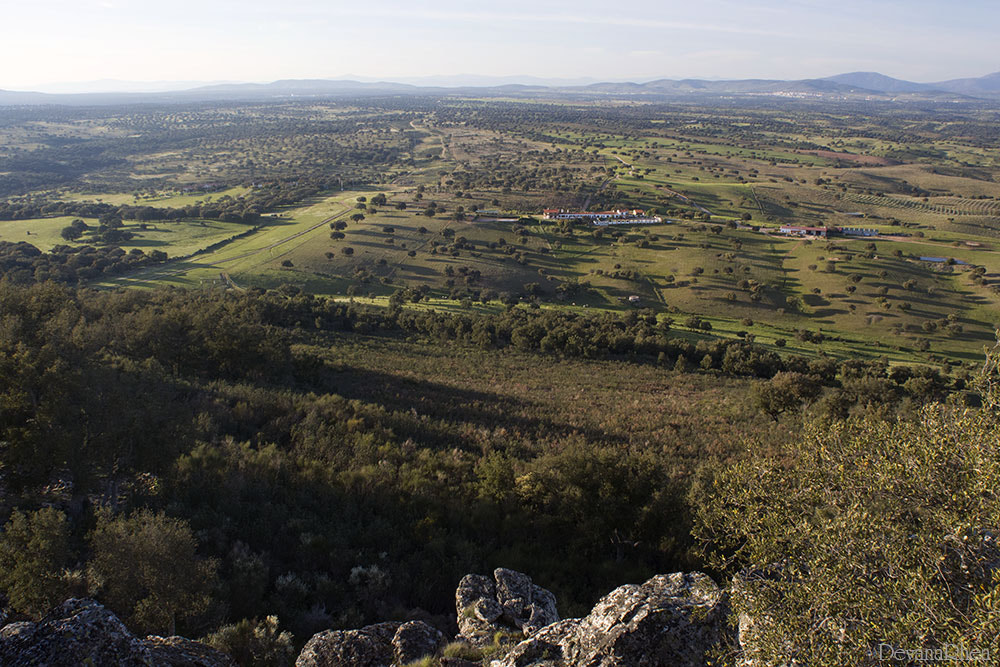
[3,71,1000,106]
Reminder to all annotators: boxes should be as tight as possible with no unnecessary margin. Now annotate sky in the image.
[2,0,998,91]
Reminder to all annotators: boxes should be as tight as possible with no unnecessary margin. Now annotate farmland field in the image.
[3,97,1000,367]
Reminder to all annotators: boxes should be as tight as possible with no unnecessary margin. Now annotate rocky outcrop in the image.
[296,622,400,667]
[146,635,241,666]
[490,620,572,667]
[491,572,728,667]
[495,568,560,637]
[393,620,445,665]
[0,598,234,667]
[296,619,445,667]
[456,574,503,647]
[456,568,559,646]
[0,570,730,667]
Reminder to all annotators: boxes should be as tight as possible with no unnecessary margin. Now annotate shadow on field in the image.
[395,265,437,278]
[325,365,629,448]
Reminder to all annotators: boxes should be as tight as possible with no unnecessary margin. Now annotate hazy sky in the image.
[3,0,998,89]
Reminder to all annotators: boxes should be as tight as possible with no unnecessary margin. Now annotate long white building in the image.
[542,208,661,223]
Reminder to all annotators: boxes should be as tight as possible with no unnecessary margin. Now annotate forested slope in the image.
[0,283,981,650]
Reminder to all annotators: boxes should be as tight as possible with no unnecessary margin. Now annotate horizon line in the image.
[7,69,1000,94]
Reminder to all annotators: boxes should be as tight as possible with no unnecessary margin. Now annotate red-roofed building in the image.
[542,208,649,221]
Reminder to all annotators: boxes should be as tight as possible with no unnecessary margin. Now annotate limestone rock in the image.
[392,620,445,665]
[567,572,726,666]
[296,622,401,667]
[145,635,238,666]
[456,569,559,646]
[0,598,233,667]
[492,572,727,667]
[525,585,559,636]
[456,573,503,646]
[488,620,578,667]
[495,568,534,627]
[491,629,564,667]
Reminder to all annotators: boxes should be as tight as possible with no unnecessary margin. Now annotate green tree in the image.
[695,372,1000,663]
[750,371,821,421]
[0,507,73,618]
[60,225,83,241]
[88,510,217,636]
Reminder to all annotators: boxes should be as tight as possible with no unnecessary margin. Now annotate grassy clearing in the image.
[1,216,256,257]
[98,191,360,289]
[0,216,88,250]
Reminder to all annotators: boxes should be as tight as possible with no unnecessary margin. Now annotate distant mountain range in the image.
[826,71,1000,96]
[2,71,999,106]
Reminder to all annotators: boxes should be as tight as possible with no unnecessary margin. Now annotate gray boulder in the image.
[145,635,241,666]
[490,620,577,667]
[492,572,727,667]
[0,598,233,667]
[525,586,559,637]
[456,569,559,646]
[392,620,445,665]
[495,568,534,627]
[296,622,401,667]
[494,569,560,637]
[456,574,503,646]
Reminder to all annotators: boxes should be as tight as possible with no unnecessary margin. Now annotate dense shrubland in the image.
[0,283,731,642]
[0,241,167,284]
[0,283,975,654]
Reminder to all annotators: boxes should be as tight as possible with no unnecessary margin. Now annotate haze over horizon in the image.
[4,0,999,91]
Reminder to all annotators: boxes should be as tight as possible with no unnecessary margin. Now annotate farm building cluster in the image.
[777,225,879,238]
[542,208,663,225]
[538,208,881,238]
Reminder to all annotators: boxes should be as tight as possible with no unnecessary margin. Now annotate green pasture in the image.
[0,216,90,250]
[98,192,361,289]
[0,215,256,258]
